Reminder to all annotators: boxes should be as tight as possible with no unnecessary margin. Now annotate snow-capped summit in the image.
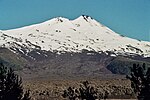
[0,16,150,57]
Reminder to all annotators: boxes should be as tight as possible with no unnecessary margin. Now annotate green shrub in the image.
[62,81,99,100]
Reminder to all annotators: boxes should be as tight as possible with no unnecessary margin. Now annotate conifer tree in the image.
[0,63,31,100]
[127,63,150,100]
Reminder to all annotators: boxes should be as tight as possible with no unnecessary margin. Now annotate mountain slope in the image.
[0,15,150,79]
[0,15,150,58]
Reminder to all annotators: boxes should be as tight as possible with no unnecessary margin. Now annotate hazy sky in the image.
[0,0,149,41]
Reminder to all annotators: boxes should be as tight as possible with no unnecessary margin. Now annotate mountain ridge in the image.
[0,15,150,58]
[0,16,150,78]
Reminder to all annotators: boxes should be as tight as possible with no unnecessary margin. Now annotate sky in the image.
[0,0,150,41]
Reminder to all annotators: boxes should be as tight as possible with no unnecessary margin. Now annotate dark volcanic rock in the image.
[0,47,150,79]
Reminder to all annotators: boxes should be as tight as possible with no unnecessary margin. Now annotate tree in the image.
[62,81,99,100]
[22,90,31,100]
[0,63,31,100]
[126,63,150,100]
